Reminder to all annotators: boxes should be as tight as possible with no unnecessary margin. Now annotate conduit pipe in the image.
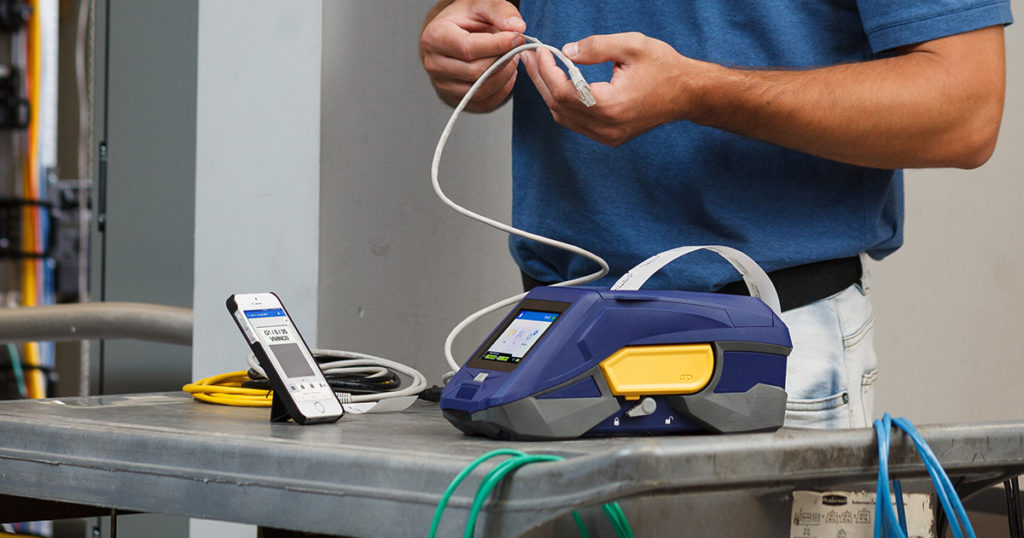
[0,303,192,346]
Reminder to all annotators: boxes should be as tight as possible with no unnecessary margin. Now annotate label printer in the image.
[441,246,793,440]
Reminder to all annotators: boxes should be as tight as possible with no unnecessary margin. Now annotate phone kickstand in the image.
[270,391,294,423]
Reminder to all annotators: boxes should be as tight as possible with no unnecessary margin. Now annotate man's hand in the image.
[522,32,701,146]
[420,0,526,112]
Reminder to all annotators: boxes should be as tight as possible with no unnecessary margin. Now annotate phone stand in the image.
[269,391,294,423]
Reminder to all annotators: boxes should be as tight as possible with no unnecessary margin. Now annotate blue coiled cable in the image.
[874,413,975,538]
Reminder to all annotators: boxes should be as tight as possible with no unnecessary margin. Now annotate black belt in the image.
[717,256,862,312]
[521,255,862,313]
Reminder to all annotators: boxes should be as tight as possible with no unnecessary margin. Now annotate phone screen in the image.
[243,307,317,380]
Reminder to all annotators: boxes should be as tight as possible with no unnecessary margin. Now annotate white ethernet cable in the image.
[519,34,596,107]
[246,349,429,404]
[431,36,608,377]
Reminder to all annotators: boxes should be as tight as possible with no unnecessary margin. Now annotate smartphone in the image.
[226,292,343,424]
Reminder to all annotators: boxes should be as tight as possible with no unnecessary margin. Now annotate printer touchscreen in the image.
[480,310,559,365]
[466,299,570,372]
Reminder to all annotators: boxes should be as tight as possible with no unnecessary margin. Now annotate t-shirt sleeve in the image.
[857,0,1013,53]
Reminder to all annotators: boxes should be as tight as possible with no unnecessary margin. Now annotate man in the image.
[420,0,1011,428]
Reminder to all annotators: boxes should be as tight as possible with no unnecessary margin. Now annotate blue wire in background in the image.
[874,413,976,538]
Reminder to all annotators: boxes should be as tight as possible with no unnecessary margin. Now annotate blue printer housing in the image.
[441,286,792,440]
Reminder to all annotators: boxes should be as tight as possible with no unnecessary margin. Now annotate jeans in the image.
[780,260,878,429]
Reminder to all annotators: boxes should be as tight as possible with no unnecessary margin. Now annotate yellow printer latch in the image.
[600,344,715,400]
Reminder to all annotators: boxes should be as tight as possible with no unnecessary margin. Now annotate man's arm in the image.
[420,0,525,112]
[522,26,1006,169]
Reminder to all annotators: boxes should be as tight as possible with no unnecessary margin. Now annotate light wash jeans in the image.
[780,259,878,429]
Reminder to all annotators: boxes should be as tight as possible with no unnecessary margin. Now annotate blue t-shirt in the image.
[511,0,1012,291]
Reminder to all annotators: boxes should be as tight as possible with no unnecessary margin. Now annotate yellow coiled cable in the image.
[182,371,273,407]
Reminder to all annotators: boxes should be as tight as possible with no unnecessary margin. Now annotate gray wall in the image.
[318,0,520,380]
[192,0,323,383]
[317,5,1024,423]
[191,1,323,536]
[872,24,1024,425]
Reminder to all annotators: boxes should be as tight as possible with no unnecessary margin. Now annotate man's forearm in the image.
[688,26,1006,170]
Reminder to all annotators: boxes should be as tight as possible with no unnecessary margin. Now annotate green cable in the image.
[429,449,526,538]
[602,502,635,538]
[432,449,632,538]
[613,502,633,535]
[572,511,591,538]
[618,504,635,537]
[602,504,625,536]
[6,344,27,398]
[466,454,564,537]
